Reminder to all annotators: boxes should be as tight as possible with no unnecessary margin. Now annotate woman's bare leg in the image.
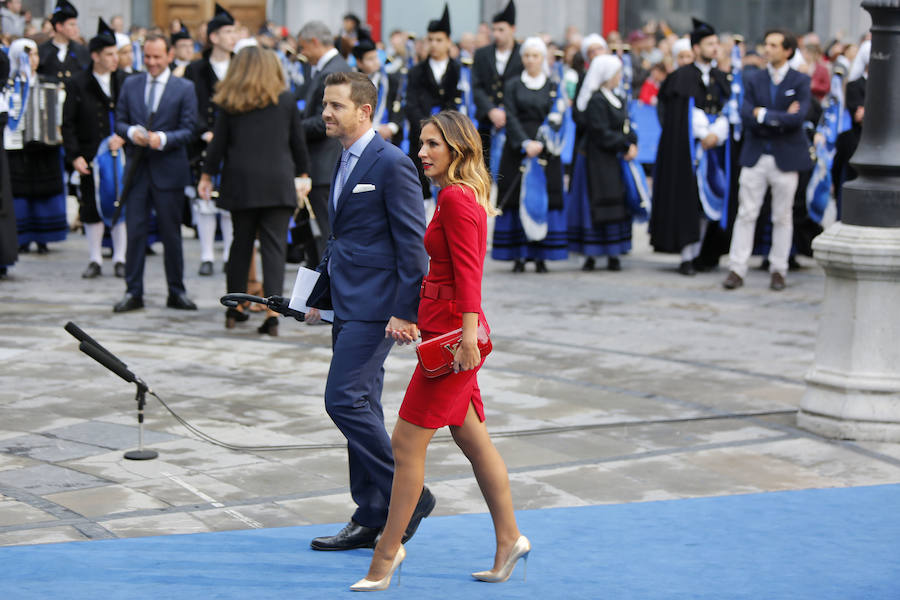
[365,417,436,581]
[450,402,521,571]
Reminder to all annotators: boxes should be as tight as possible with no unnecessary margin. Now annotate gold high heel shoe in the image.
[472,535,531,583]
[350,545,406,592]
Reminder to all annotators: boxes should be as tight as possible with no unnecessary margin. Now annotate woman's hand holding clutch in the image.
[452,339,481,373]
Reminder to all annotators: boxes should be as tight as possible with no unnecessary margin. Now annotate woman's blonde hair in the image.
[212,47,286,113]
[420,111,499,216]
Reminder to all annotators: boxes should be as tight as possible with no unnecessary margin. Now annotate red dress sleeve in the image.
[440,186,483,314]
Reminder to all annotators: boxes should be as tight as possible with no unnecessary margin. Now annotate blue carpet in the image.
[2,484,899,599]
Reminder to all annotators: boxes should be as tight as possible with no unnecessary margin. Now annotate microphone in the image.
[78,341,147,391]
[65,322,128,372]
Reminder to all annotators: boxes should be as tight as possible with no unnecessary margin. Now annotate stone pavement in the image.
[2,224,900,547]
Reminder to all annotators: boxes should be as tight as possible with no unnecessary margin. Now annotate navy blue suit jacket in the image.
[115,71,198,190]
[739,67,814,172]
[320,133,427,322]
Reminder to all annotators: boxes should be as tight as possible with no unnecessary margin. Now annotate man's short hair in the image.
[144,32,171,51]
[299,21,333,47]
[764,28,797,56]
[324,71,377,120]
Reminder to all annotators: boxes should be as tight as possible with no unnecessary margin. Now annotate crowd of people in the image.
[0,0,877,590]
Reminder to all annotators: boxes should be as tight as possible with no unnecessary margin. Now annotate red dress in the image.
[398,184,489,429]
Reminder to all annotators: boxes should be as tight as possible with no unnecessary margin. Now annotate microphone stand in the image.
[65,322,158,460]
[220,293,306,321]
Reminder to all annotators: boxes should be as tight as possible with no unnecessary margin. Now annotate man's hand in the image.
[108,134,125,152]
[624,143,638,162]
[376,124,394,140]
[854,106,865,123]
[132,129,149,147]
[201,131,214,143]
[305,308,322,325]
[72,156,90,175]
[148,131,162,149]
[488,107,506,129]
[385,317,419,345]
[787,101,800,115]
[524,140,543,158]
[701,133,718,150]
[295,175,312,200]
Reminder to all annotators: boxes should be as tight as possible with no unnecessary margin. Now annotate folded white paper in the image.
[289,266,334,322]
[352,183,376,193]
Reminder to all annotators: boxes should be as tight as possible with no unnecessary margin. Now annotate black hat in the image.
[51,0,78,25]
[207,3,235,36]
[171,26,192,45]
[492,0,516,26]
[351,29,377,61]
[89,17,117,53]
[690,17,716,46]
[427,4,450,36]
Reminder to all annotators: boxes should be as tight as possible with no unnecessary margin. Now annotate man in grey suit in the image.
[297,21,351,257]
[113,34,199,312]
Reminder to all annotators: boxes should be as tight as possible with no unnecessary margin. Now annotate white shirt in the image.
[53,40,67,64]
[429,58,448,82]
[495,47,512,75]
[93,71,112,99]
[694,60,712,87]
[521,71,547,91]
[210,57,229,82]
[314,47,340,77]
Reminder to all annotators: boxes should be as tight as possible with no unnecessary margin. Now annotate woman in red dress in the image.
[351,111,530,591]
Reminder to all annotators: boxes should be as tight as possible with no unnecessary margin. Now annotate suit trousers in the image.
[728,154,798,278]
[308,185,332,258]
[226,206,292,297]
[124,169,186,297]
[325,317,395,528]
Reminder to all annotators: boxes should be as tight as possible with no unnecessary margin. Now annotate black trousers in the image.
[307,184,332,258]
[124,172,185,298]
[226,206,293,298]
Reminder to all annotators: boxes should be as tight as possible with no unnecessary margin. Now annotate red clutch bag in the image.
[415,323,492,378]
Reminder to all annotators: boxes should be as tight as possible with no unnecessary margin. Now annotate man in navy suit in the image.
[113,34,199,312]
[724,29,814,292]
[305,71,432,551]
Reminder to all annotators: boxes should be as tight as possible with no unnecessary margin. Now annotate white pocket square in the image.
[785,89,796,96]
[352,183,376,193]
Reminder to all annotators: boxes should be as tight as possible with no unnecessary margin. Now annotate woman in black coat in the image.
[567,54,637,271]
[199,47,310,335]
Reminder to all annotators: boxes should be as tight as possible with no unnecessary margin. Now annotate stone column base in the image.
[799,222,900,441]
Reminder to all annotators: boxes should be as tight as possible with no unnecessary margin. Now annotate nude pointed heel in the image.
[350,545,406,591]
[472,535,531,583]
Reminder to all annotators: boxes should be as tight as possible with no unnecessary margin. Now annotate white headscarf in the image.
[8,38,37,79]
[520,36,549,83]
[576,54,622,112]
[115,33,131,50]
[581,33,607,59]
[234,37,259,54]
[672,37,692,59]
[849,39,870,81]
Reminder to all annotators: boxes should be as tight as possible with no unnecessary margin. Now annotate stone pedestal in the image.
[799,223,900,440]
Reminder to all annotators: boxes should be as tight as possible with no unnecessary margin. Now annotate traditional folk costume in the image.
[492,37,568,270]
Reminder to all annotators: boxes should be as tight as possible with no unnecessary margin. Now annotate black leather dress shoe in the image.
[113,293,144,313]
[81,262,101,279]
[167,292,198,310]
[310,520,380,551]
[403,486,436,543]
[198,261,213,276]
[678,260,696,276]
[114,262,125,278]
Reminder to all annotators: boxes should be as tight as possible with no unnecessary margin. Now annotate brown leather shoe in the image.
[722,271,743,290]
[770,272,786,291]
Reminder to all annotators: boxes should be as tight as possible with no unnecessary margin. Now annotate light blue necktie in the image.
[146,77,159,114]
[334,150,351,208]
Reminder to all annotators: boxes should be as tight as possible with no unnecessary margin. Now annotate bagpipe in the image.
[806,72,853,224]
[457,58,477,127]
[688,97,731,229]
[93,116,126,228]
[615,52,651,221]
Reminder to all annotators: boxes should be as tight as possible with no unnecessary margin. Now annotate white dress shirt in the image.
[313,47,340,78]
[127,69,171,150]
[429,58,448,82]
[93,71,112,98]
[495,47,512,75]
